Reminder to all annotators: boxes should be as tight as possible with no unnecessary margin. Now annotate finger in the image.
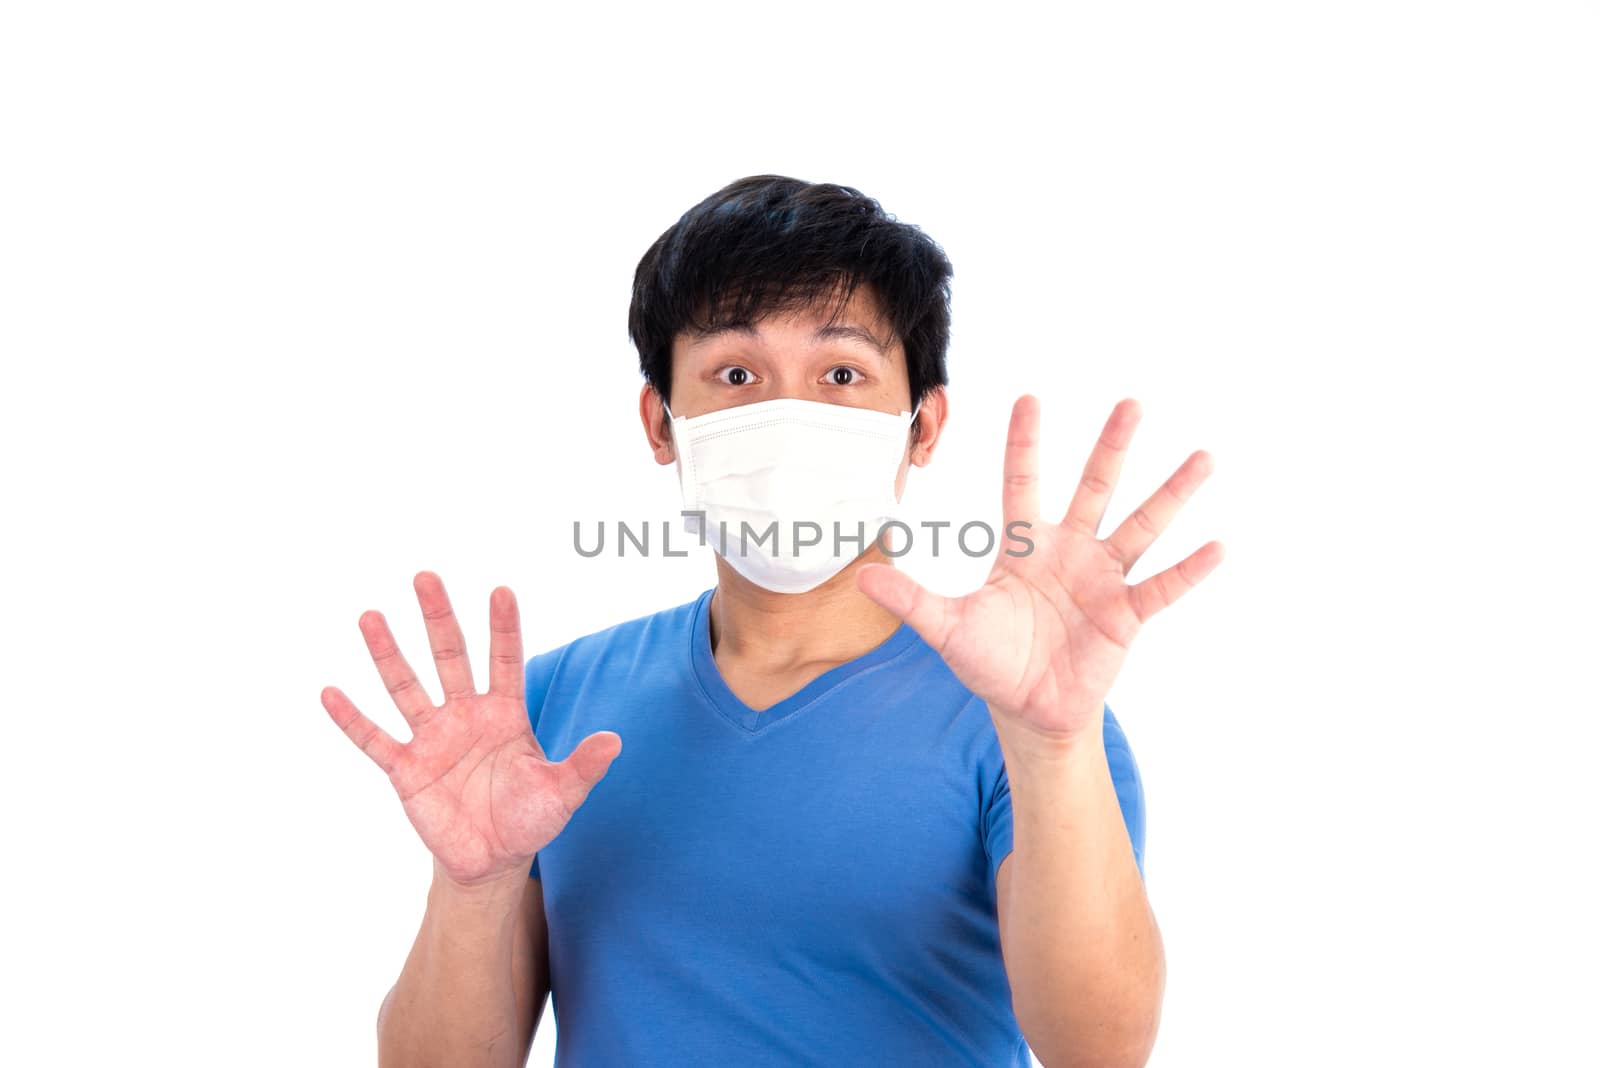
[488,586,524,699]
[413,571,476,699]
[1104,449,1216,573]
[322,686,404,774]
[1128,540,1226,623]
[358,610,432,726]
[855,562,958,652]
[555,731,624,813]
[1001,394,1042,526]
[1061,398,1141,537]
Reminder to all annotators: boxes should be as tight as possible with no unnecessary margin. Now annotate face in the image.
[639,283,948,497]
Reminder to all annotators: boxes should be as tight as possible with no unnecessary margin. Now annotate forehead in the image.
[676,283,899,356]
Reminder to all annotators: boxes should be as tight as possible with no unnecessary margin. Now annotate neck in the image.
[707,547,905,672]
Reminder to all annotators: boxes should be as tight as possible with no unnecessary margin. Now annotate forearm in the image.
[993,717,1165,1068]
[377,863,534,1068]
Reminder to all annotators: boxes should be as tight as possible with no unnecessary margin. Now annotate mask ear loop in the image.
[658,395,678,462]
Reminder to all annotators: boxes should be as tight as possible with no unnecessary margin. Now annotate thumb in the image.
[856,562,956,651]
[556,730,623,811]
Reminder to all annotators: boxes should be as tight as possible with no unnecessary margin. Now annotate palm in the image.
[860,396,1223,742]
[323,573,621,887]
[927,526,1138,726]
[390,691,564,885]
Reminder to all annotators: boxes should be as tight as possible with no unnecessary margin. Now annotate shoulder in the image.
[524,589,711,711]
[891,633,1144,780]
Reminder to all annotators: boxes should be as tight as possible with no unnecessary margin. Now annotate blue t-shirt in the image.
[525,588,1146,1066]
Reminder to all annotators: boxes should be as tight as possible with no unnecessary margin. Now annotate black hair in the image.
[628,174,953,411]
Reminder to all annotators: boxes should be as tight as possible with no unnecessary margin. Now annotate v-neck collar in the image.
[687,587,920,735]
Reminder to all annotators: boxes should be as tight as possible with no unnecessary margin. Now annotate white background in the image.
[3,2,1597,1065]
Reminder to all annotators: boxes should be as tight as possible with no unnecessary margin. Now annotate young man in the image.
[323,175,1223,1067]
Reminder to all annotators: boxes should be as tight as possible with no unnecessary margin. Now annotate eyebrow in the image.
[687,321,891,357]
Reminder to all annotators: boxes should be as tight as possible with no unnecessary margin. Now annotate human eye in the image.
[821,365,864,387]
[714,365,758,387]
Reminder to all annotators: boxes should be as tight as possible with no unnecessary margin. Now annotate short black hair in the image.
[628,174,953,409]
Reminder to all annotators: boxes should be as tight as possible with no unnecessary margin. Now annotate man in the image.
[323,174,1223,1066]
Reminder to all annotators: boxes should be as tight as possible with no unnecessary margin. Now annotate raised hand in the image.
[322,572,622,887]
[858,396,1223,745]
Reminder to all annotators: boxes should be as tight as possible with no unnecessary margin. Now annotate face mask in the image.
[663,396,920,594]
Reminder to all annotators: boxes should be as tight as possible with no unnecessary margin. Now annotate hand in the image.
[322,571,622,887]
[858,396,1223,746]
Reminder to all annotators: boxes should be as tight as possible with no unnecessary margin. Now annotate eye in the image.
[715,366,756,386]
[824,366,860,386]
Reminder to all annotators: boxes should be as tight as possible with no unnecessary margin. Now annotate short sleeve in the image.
[981,702,1148,886]
[1102,703,1147,879]
[981,757,1015,888]
[524,648,564,881]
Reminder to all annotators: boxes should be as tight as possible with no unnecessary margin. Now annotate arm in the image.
[993,725,1163,1067]
[322,572,619,1068]
[857,395,1222,1068]
[376,866,551,1068]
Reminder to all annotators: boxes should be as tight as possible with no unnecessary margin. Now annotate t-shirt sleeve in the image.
[981,754,1016,888]
[981,701,1148,886]
[524,647,564,881]
[1103,703,1148,879]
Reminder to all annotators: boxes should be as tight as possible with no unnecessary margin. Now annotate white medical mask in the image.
[663,396,920,594]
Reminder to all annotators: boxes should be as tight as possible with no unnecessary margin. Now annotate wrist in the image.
[417,860,527,970]
[991,708,1106,768]
[429,859,531,908]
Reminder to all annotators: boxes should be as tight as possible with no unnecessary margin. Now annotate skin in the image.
[322,574,619,1067]
[638,284,950,710]
[325,282,1222,1067]
[855,393,1223,1066]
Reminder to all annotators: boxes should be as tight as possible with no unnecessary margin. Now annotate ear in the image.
[909,386,949,466]
[639,384,675,465]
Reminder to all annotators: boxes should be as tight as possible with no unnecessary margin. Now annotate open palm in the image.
[859,396,1223,743]
[322,572,622,887]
